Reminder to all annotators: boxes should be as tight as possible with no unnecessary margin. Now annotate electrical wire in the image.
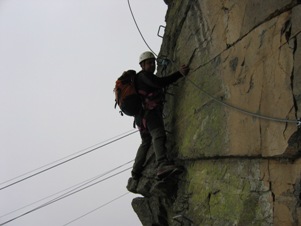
[62,192,130,226]
[0,160,133,219]
[38,168,131,212]
[0,129,136,187]
[0,129,138,191]
[38,167,131,212]
[0,2,167,224]
[0,167,132,225]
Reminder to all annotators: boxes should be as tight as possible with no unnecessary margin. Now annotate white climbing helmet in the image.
[139,51,156,64]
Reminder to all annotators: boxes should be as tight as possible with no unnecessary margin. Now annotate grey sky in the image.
[0,1,166,225]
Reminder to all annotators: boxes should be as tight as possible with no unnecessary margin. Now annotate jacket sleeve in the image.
[139,71,183,88]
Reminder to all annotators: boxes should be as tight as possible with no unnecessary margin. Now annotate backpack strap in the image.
[138,89,162,110]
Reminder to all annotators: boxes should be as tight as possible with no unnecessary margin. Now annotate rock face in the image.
[130,1,301,225]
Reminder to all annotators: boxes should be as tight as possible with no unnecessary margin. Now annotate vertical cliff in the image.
[130,1,301,225]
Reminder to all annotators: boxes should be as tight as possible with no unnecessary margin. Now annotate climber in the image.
[127,51,190,193]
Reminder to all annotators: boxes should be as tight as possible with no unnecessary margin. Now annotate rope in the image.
[126,0,301,126]
[185,77,300,125]
[158,53,300,126]
[181,31,301,126]
[127,0,157,57]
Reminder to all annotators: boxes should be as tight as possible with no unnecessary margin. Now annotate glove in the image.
[179,64,190,76]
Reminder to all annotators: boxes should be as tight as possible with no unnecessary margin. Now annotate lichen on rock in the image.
[129,1,301,225]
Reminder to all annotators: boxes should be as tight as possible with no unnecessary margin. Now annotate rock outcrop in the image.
[129,1,301,225]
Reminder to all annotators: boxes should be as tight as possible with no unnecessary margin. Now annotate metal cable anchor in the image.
[297,118,301,128]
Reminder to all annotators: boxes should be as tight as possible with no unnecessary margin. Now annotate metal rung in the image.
[157,25,165,38]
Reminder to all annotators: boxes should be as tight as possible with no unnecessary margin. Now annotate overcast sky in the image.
[0,1,167,225]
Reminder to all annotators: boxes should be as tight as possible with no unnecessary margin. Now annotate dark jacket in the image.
[136,70,183,110]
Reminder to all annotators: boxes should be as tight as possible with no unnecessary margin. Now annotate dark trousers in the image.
[131,108,168,178]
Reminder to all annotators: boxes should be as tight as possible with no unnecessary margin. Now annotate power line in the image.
[0,160,133,219]
[0,129,138,191]
[0,129,136,186]
[0,167,131,225]
[38,167,131,213]
[37,168,131,214]
[62,192,130,226]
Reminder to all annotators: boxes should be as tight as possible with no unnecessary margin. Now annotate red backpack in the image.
[114,70,142,116]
